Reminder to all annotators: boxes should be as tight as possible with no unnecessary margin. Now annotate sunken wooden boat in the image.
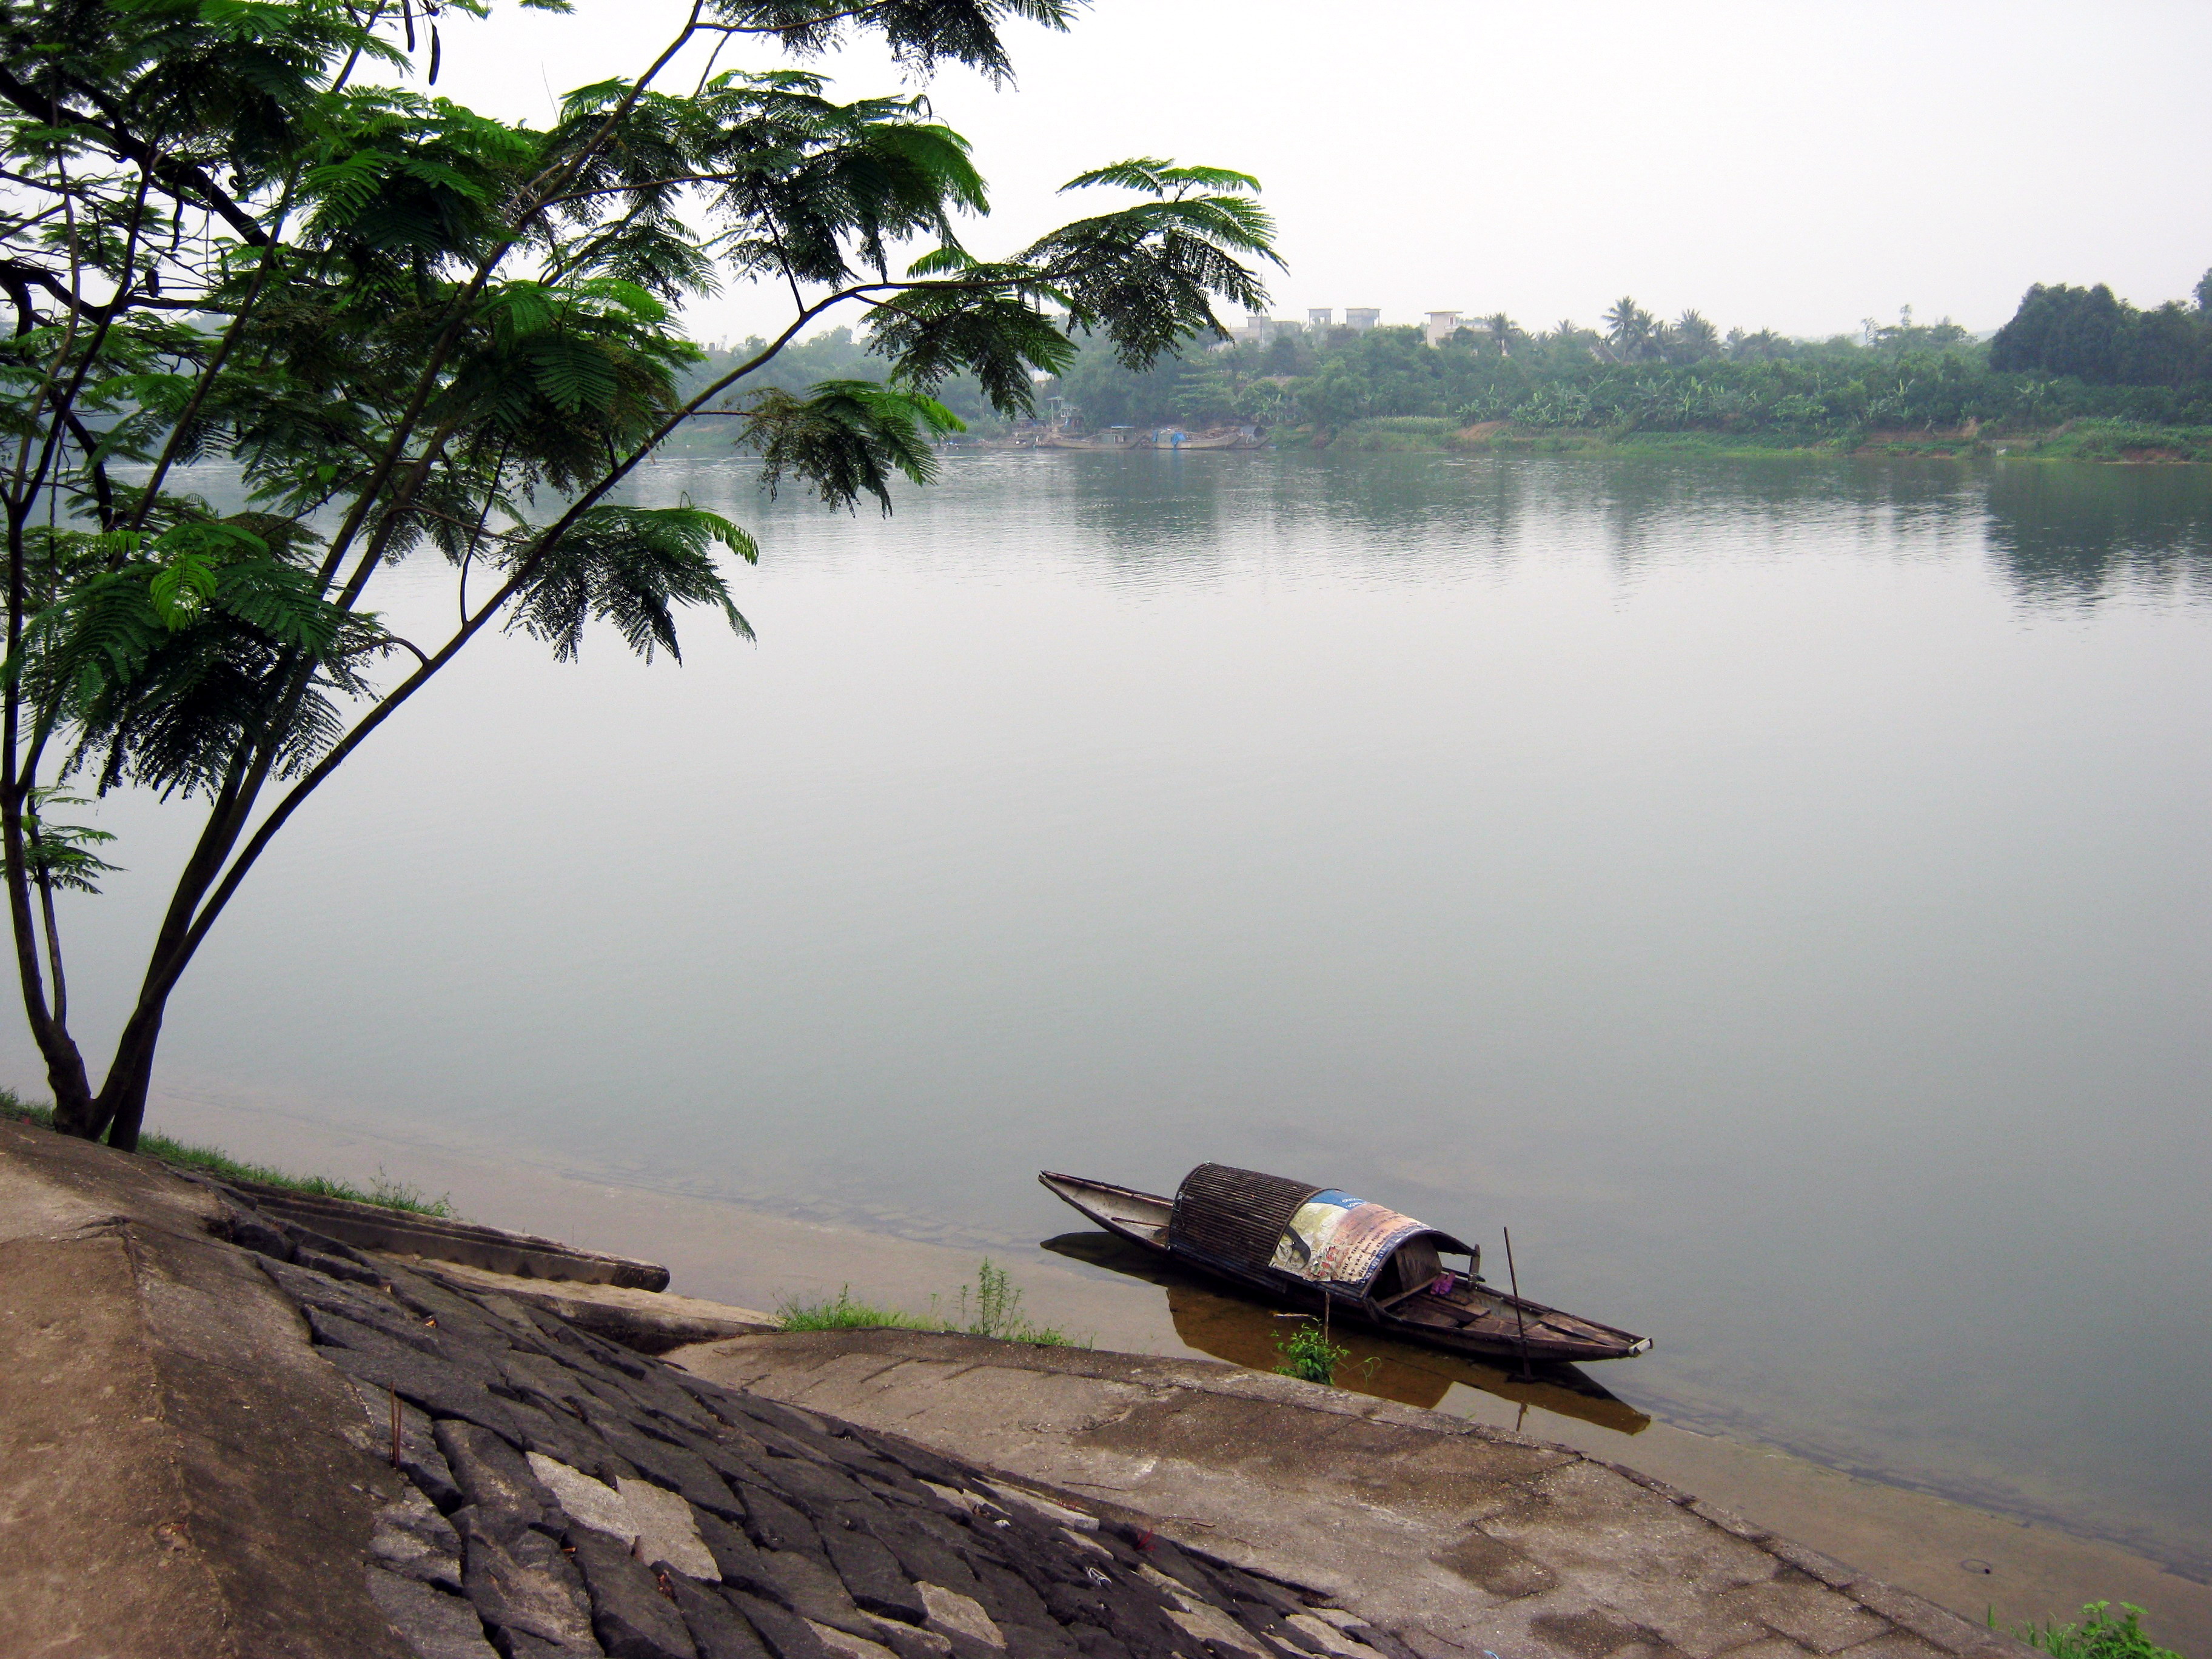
[1039,1164,1651,1366]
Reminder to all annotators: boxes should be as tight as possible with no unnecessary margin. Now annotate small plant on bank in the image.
[2008,1603,2183,1659]
[948,1259,1081,1347]
[0,1090,454,1216]
[777,1261,1086,1347]
[775,1287,939,1332]
[1274,1318,1349,1385]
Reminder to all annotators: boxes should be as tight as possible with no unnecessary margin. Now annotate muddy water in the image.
[22,453,2212,1590]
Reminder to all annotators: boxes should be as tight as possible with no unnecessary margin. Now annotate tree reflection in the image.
[1982,464,2212,605]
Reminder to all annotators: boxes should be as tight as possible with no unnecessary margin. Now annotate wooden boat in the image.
[1149,426,1262,451]
[1039,1164,1651,1366]
[1039,1227,1654,1433]
[1033,425,1148,450]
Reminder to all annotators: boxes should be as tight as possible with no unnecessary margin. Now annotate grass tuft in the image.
[775,1287,939,1332]
[0,1088,455,1217]
[777,1259,1085,1347]
[2009,1604,2184,1659]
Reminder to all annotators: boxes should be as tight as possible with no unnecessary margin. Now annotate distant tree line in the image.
[659,272,2212,451]
[1028,271,2212,441]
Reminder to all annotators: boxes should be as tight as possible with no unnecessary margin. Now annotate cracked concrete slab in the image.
[669,1330,2032,1659]
[0,1119,417,1659]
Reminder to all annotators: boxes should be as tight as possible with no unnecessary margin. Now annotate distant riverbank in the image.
[1283,415,2212,463]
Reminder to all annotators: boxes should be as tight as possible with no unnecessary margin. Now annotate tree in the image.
[1990,284,2129,381]
[1989,281,2210,386]
[1478,312,1524,356]
[1729,327,1788,361]
[0,0,1280,1149]
[1603,295,1655,361]
[1670,309,1718,361]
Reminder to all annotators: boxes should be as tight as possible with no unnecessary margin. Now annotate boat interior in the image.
[1046,1174,1173,1246]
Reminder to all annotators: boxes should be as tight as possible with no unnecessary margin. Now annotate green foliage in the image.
[1273,1317,1347,1384]
[947,1257,1076,1346]
[743,380,961,511]
[776,1286,940,1331]
[21,790,121,894]
[1991,285,2210,387]
[776,1259,1082,1346]
[9,514,382,796]
[509,504,756,663]
[1043,282,2212,446]
[1332,417,1459,451]
[2009,1603,2182,1659]
[0,1089,453,1215]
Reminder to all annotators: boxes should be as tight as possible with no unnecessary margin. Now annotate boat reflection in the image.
[1041,1230,1650,1436]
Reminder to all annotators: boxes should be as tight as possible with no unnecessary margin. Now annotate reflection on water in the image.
[1041,1230,1650,1436]
[1980,463,2212,603]
[1014,450,2212,606]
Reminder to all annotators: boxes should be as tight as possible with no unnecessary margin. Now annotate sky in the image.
[416,0,2212,347]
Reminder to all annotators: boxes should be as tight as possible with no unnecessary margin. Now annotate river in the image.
[16,450,2211,1581]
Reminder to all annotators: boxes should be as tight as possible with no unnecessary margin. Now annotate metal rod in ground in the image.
[1504,1226,1534,1379]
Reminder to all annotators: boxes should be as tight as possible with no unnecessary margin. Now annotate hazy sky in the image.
[422,1,2212,346]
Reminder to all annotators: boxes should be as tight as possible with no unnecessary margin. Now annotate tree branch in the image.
[0,64,272,249]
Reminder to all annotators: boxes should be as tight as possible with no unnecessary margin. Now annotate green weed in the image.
[1273,1317,1349,1385]
[945,1258,1079,1346]
[777,1259,1086,1347]
[0,1088,454,1216]
[2008,1603,2184,1659]
[775,1287,940,1331]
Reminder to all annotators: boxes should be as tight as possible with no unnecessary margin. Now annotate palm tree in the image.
[1604,295,1655,358]
[1674,309,1720,360]
[1481,312,1526,355]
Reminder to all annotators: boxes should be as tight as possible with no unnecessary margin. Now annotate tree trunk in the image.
[39,1031,97,1136]
[94,1002,166,1152]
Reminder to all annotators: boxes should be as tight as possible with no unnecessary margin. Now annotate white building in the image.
[1424,310,1464,347]
[1231,312,1310,349]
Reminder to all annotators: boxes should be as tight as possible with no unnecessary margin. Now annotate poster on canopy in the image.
[1269,1189,1428,1290]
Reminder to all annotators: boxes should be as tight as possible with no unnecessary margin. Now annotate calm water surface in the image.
[21,453,2211,1574]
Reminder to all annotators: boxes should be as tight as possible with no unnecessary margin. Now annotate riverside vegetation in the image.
[2013,1604,2185,1659]
[775,1259,1082,1347]
[1060,280,2212,456]
[1271,1316,1350,1385]
[697,276,2212,458]
[0,1085,451,1212]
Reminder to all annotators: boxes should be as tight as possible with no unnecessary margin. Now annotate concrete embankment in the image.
[672,1331,2028,1659]
[1,1118,2062,1659]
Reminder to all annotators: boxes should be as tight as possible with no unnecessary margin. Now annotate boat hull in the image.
[1037,1170,1650,1366]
